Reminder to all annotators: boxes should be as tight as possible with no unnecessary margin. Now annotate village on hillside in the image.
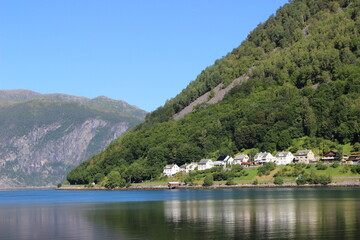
[163,150,360,177]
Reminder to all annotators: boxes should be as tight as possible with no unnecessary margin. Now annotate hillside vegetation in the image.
[67,0,360,185]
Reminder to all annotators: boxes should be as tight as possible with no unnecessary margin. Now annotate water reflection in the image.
[0,189,359,239]
[0,204,128,240]
[162,189,360,239]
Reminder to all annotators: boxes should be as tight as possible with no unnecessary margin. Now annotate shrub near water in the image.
[184,175,194,186]
[274,164,305,178]
[104,171,126,189]
[316,163,328,170]
[225,179,236,185]
[94,173,105,184]
[183,166,248,184]
[351,165,360,174]
[203,174,214,186]
[257,162,276,176]
[296,172,331,185]
[212,171,229,181]
[331,162,340,168]
[274,177,284,185]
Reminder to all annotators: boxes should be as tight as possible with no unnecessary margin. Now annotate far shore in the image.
[0,186,55,191]
[57,180,360,191]
[0,186,55,190]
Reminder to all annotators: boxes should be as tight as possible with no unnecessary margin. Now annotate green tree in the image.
[335,145,343,161]
[332,162,340,168]
[257,162,277,176]
[225,179,236,185]
[277,130,292,150]
[147,146,170,167]
[274,177,284,185]
[203,174,214,186]
[105,171,124,189]
[353,143,360,152]
[234,124,264,150]
[302,98,317,137]
[296,174,308,185]
[94,173,105,184]
[231,164,244,172]
[184,175,194,186]
[316,163,328,170]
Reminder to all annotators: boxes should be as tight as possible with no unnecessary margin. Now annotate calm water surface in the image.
[0,188,359,239]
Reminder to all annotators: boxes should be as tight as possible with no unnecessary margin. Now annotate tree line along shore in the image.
[60,161,360,190]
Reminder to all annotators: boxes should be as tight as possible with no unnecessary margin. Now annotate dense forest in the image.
[67,0,360,185]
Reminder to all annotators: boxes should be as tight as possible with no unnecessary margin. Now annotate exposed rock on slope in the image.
[173,70,251,120]
[0,90,146,187]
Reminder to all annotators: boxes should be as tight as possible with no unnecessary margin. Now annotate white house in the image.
[163,164,180,177]
[233,154,250,165]
[198,159,214,171]
[254,152,275,164]
[275,152,294,165]
[180,162,198,173]
[213,155,234,168]
[294,150,315,163]
[213,161,225,167]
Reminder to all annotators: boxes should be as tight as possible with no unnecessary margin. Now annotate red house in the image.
[321,150,339,162]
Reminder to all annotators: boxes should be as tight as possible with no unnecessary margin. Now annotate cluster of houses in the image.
[163,150,360,177]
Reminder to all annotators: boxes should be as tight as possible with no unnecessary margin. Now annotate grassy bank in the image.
[61,164,360,189]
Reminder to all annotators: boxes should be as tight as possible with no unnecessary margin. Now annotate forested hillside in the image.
[67,0,360,185]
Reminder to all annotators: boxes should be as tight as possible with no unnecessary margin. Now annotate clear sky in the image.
[0,0,288,112]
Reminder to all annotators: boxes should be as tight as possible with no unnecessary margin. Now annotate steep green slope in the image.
[67,0,360,184]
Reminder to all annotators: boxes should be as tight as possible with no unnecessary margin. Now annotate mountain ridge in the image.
[0,90,147,187]
[0,89,145,118]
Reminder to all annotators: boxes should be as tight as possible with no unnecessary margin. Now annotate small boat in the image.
[168,182,181,189]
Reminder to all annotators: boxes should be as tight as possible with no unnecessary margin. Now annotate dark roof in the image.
[217,155,229,161]
[324,150,338,156]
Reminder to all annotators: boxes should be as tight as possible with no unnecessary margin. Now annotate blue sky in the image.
[0,0,288,112]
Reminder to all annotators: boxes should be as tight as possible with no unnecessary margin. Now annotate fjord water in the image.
[0,188,359,240]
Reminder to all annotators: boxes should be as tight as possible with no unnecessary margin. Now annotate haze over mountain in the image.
[0,90,146,187]
[65,0,360,185]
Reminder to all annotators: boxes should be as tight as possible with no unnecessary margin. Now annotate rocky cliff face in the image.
[0,90,146,187]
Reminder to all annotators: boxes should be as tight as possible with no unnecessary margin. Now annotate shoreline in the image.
[57,181,360,191]
[0,186,55,190]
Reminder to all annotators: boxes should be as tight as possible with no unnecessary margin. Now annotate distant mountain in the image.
[0,90,147,187]
[0,89,145,119]
[67,0,360,185]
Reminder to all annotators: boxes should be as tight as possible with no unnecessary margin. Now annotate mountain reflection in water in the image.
[0,188,359,240]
